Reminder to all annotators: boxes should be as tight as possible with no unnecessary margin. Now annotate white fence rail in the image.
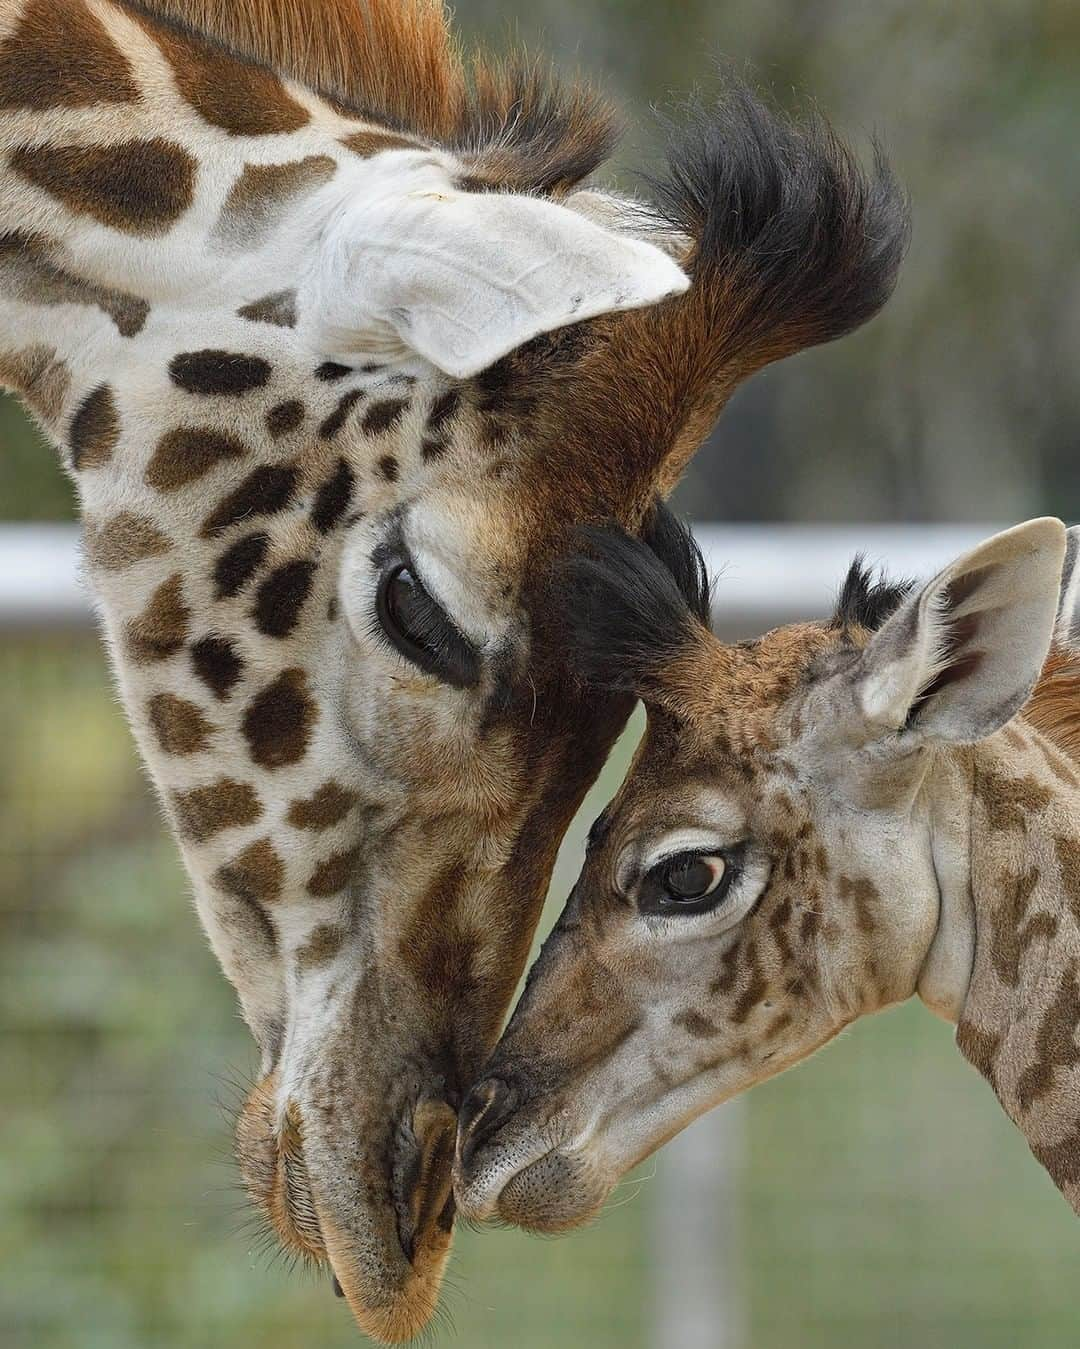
[0,522,994,631]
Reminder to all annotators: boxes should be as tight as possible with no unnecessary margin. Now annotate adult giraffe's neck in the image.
[0,0,427,451]
[948,724,1080,1212]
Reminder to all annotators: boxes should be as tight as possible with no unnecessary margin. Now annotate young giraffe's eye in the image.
[639,848,740,917]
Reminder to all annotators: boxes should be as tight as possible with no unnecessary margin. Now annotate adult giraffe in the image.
[0,0,907,1337]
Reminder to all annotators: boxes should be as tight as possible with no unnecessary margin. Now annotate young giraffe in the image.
[0,0,908,1335]
[456,519,1080,1234]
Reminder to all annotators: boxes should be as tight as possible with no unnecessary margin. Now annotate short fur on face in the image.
[456,520,1080,1234]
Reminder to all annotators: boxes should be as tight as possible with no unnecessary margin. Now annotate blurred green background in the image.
[2,0,1078,1345]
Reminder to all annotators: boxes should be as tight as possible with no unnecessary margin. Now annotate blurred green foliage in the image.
[1,0,1077,524]
[1,640,1077,1347]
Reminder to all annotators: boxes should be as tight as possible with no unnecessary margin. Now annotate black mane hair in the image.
[559,501,711,696]
[831,555,914,631]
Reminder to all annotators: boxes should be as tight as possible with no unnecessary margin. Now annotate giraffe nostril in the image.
[458,1076,519,1172]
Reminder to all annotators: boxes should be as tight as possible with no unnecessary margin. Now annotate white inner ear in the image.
[310,153,690,379]
[858,518,1067,744]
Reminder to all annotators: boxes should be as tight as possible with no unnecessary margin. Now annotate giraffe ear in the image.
[1055,525,1080,645]
[853,519,1067,745]
[310,156,689,379]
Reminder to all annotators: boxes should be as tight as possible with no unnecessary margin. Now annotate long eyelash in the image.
[368,570,478,681]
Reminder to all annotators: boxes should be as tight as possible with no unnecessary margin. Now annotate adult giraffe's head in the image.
[0,0,906,1336]
[457,518,1080,1231]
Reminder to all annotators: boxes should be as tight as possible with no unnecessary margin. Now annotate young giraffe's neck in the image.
[922,720,1080,1211]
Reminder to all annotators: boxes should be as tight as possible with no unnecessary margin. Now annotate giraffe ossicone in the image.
[0,0,907,1337]
[458,519,1080,1231]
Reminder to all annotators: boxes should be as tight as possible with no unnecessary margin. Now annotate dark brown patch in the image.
[956,1021,1001,1083]
[975,766,1055,834]
[191,636,245,701]
[308,847,361,897]
[1054,833,1080,925]
[0,231,150,337]
[70,385,119,470]
[799,906,821,944]
[426,389,461,434]
[421,438,447,462]
[341,129,425,156]
[200,464,299,538]
[316,362,352,383]
[319,390,363,440]
[169,350,272,397]
[216,838,285,905]
[242,669,318,769]
[731,942,767,1024]
[214,157,337,249]
[295,923,346,971]
[674,1009,715,1039]
[767,893,794,963]
[1032,1124,1080,1190]
[125,574,190,664]
[145,427,248,492]
[310,460,355,533]
[173,777,261,843]
[1016,961,1080,1110]
[377,454,399,483]
[214,533,270,599]
[838,876,878,936]
[0,0,139,110]
[85,512,170,571]
[266,400,305,438]
[13,140,196,236]
[238,290,298,328]
[140,16,311,137]
[990,867,1043,988]
[147,692,215,755]
[0,343,70,422]
[287,781,359,831]
[254,560,316,638]
[362,399,408,435]
[765,1010,794,1040]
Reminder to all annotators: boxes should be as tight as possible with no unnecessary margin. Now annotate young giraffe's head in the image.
[456,517,1080,1231]
[0,0,907,1334]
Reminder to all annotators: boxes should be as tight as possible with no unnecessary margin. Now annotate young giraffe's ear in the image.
[854,518,1068,745]
[310,155,689,379]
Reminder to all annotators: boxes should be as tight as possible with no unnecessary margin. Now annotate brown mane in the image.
[1024,640,1080,764]
[118,0,619,193]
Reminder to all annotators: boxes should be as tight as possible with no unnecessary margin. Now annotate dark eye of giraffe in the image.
[638,848,741,916]
[374,561,480,688]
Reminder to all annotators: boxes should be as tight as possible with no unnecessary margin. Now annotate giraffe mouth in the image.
[235,1073,457,1342]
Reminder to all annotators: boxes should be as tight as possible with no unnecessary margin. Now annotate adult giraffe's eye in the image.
[374,561,480,688]
[638,849,740,916]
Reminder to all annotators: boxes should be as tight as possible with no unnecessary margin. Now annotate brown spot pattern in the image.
[310,460,354,532]
[0,232,150,337]
[70,385,119,470]
[341,130,425,156]
[956,1020,1001,1083]
[295,923,346,971]
[170,350,272,397]
[191,636,245,701]
[242,669,318,769]
[287,782,359,831]
[201,465,299,538]
[13,140,196,236]
[362,399,408,435]
[838,876,878,936]
[990,867,1043,988]
[0,0,139,110]
[85,512,170,571]
[253,560,316,639]
[216,838,285,905]
[125,574,190,664]
[319,390,363,440]
[1016,961,1080,1109]
[308,847,361,897]
[238,290,298,328]
[148,692,215,755]
[674,1009,715,1039]
[1054,833,1080,924]
[141,16,311,136]
[266,400,305,438]
[0,344,70,422]
[145,427,248,492]
[215,157,337,249]
[173,777,261,842]
[214,533,270,600]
